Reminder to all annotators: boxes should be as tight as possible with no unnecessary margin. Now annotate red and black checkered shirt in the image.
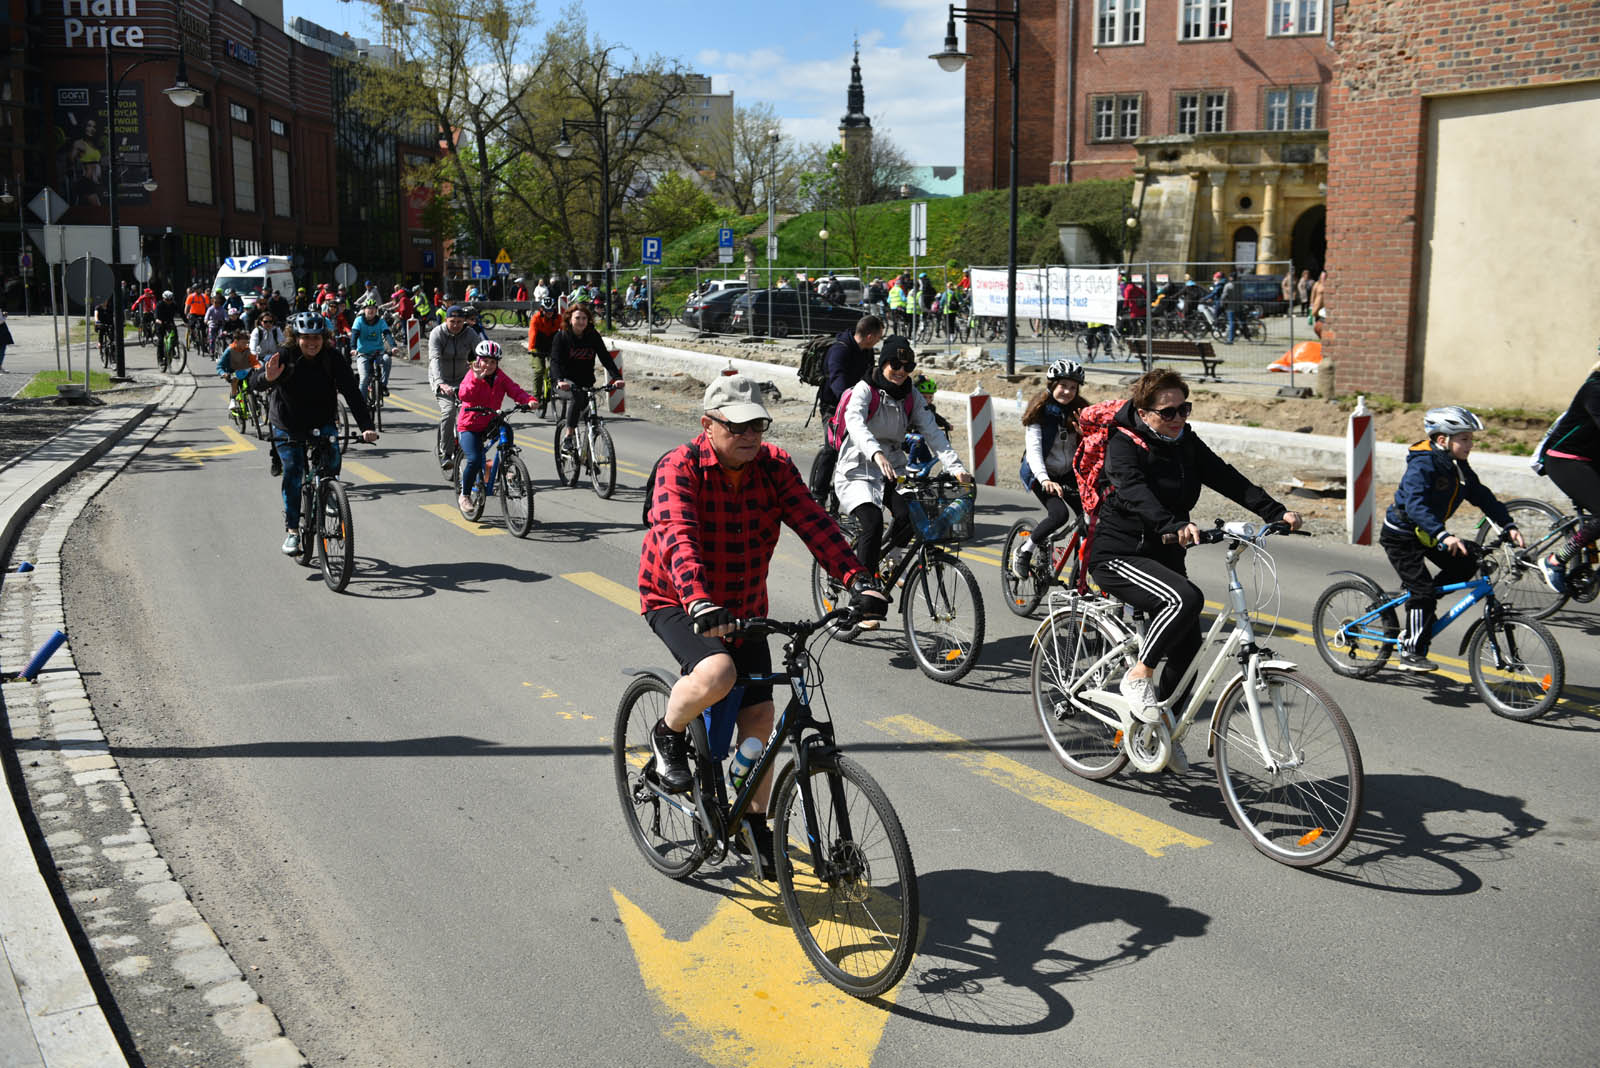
[638,435,865,618]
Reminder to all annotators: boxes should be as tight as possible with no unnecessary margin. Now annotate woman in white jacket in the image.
[249,314,284,359]
[832,337,972,579]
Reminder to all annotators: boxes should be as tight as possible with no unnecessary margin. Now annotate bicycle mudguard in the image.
[1205,660,1299,755]
[621,666,679,690]
[1326,569,1385,597]
[1456,618,1484,657]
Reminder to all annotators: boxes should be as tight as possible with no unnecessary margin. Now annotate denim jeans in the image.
[459,428,491,496]
[357,351,391,392]
[274,424,341,528]
[1224,308,1237,344]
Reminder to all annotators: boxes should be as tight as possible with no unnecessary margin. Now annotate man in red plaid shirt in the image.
[638,374,886,877]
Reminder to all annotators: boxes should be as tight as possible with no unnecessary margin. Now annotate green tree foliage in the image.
[629,171,721,244]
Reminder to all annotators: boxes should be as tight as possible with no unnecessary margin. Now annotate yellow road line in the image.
[870,713,1210,858]
[342,460,392,484]
[418,502,504,535]
[383,394,439,418]
[562,570,639,612]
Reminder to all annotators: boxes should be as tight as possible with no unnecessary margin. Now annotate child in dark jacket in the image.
[1379,405,1524,672]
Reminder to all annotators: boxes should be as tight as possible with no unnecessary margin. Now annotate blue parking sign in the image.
[642,237,662,265]
[718,228,734,249]
[421,251,435,268]
[471,258,492,279]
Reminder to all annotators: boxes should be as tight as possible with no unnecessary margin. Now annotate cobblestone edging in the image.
[1,384,310,1067]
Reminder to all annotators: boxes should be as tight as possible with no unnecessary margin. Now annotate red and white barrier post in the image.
[1346,395,1374,545]
[406,318,422,361]
[965,386,997,487]
[608,351,625,414]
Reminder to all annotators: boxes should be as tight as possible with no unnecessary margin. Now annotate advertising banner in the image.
[53,84,151,208]
[969,267,1119,323]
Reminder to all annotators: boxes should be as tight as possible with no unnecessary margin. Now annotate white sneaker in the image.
[280,531,300,555]
[1166,741,1189,774]
[1118,671,1163,724]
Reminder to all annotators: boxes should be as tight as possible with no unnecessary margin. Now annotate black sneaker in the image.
[734,819,778,881]
[1393,650,1439,673]
[380,384,390,396]
[269,455,283,477]
[649,720,693,794]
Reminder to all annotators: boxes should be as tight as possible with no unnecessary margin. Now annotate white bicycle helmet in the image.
[1423,405,1485,437]
[162,290,174,300]
[290,310,326,335]
[475,339,503,360]
[1046,358,1086,383]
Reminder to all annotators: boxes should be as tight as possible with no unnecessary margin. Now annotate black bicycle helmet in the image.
[1046,358,1086,383]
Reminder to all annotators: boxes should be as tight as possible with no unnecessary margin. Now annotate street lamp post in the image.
[553,116,613,331]
[819,228,829,272]
[766,128,779,300]
[932,0,1020,376]
[0,179,29,315]
[104,48,200,379]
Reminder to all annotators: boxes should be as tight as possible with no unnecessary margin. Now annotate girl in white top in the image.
[249,315,284,359]
[832,336,972,576]
[1012,359,1089,577]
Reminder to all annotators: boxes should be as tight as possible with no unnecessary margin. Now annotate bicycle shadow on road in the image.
[319,555,551,598]
[1306,773,1546,896]
[888,867,1208,1033]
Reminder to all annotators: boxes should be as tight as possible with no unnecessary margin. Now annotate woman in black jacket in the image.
[1535,351,1600,593]
[1088,369,1300,732]
[549,303,622,446]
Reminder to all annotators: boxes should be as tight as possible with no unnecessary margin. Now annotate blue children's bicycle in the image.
[1310,532,1565,721]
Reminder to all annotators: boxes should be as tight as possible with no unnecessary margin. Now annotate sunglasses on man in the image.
[1142,401,1193,421]
[708,415,772,436]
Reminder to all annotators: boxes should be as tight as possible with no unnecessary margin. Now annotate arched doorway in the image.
[1232,226,1258,270]
[1291,205,1326,276]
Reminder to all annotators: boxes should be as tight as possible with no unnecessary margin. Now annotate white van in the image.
[211,255,294,304]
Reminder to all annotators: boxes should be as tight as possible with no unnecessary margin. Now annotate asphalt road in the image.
[60,356,1600,1067]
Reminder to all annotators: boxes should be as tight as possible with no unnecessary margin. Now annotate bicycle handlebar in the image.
[721,605,862,640]
[1161,519,1305,545]
[462,404,532,416]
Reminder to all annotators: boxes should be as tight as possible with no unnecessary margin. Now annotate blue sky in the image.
[281,0,965,165]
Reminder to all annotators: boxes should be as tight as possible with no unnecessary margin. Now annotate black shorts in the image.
[645,606,774,709]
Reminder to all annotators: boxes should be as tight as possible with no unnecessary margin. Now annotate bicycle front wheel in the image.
[772,753,917,998]
[250,394,268,440]
[903,553,984,683]
[589,424,616,499]
[1311,580,1397,679]
[1031,601,1131,780]
[613,675,705,880]
[1212,667,1362,867]
[552,424,577,486]
[170,333,188,373]
[315,480,355,593]
[500,454,535,537]
[1000,520,1046,617]
[1474,499,1568,620]
[1466,616,1563,721]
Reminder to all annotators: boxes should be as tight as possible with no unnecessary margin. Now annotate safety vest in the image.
[888,285,906,311]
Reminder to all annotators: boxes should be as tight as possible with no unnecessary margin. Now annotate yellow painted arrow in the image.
[614,888,901,1068]
[175,425,257,464]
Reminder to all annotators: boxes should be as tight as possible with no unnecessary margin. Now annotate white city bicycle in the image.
[1029,520,1363,867]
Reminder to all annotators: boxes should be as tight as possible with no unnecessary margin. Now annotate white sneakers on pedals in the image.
[1118,670,1163,724]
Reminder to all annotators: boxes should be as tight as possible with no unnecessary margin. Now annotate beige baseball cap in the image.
[702,374,770,423]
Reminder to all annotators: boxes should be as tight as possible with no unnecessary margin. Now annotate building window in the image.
[1176,94,1198,135]
[1118,95,1142,139]
[1096,0,1144,45]
[232,136,255,213]
[1177,90,1227,134]
[229,102,251,123]
[1204,91,1227,133]
[1265,89,1288,130]
[1267,87,1319,130]
[184,120,213,205]
[272,148,291,217]
[1091,94,1141,140]
[1181,0,1230,40]
[270,117,286,137]
[1269,0,1321,36]
[1292,87,1318,129]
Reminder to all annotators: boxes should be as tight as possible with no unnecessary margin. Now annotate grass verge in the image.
[16,370,116,399]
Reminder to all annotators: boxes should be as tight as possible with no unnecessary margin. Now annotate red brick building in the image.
[1325,1,1600,404]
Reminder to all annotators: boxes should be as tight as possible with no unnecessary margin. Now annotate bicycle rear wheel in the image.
[1212,667,1362,867]
[1311,580,1397,679]
[810,556,862,642]
[315,480,355,593]
[772,753,917,998]
[903,553,984,683]
[613,675,706,880]
[589,424,616,499]
[366,379,384,432]
[1474,499,1568,620]
[1031,601,1131,780]
[1466,615,1563,721]
[499,454,535,537]
[1000,520,1047,617]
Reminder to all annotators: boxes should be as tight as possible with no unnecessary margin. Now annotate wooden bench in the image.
[1146,338,1224,380]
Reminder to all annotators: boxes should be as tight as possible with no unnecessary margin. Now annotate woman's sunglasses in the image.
[1143,402,1193,421]
[885,356,915,371]
[708,415,772,435]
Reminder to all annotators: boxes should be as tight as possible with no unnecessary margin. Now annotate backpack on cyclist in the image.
[640,441,782,528]
[1072,398,1147,519]
[825,385,917,451]
[797,334,833,388]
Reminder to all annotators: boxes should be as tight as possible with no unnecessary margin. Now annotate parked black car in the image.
[682,288,748,333]
[729,289,862,338]
[1234,273,1292,316]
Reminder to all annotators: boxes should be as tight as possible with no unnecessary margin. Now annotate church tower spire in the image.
[839,38,873,155]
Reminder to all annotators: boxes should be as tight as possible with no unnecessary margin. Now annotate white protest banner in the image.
[1063,268,1119,325]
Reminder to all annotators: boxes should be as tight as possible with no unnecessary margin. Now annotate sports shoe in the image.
[1393,650,1439,673]
[1011,547,1033,581]
[1538,554,1568,595]
[1118,670,1163,723]
[380,384,390,396]
[458,493,474,513]
[649,720,693,794]
[1166,741,1189,775]
[734,819,778,881]
[270,455,283,477]
[280,531,300,555]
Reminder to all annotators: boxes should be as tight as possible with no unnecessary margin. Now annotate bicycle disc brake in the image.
[1124,720,1171,774]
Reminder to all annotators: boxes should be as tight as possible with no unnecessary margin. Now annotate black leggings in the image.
[850,488,913,574]
[1088,549,1203,701]
[1028,484,1080,547]
[1543,457,1600,558]
[562,387,591,431]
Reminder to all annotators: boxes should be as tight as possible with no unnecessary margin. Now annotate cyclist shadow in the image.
[1307,773,1547,896]
[321,555,551,598]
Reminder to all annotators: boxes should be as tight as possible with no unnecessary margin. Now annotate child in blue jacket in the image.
[1379,406,1525,671]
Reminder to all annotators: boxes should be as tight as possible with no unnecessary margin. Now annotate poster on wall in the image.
[53,84,151,208]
